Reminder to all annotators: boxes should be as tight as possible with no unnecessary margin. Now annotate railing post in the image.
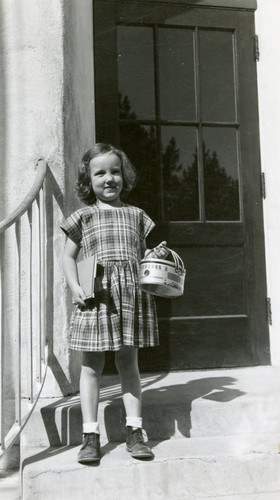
[0,160,48,455]
[0,232,5,451]
[36,194,42,384]
[27,207,34,404]
[39,183,47,377]
[15,220,22,427]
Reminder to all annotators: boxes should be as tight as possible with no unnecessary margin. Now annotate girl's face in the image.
[89,152,123,204]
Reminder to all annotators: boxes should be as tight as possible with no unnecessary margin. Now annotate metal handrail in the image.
[0,160,48,456]
[0,160,47,233]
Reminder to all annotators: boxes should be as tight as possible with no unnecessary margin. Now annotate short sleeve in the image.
[141,210,155,239]
[60,210,83,246]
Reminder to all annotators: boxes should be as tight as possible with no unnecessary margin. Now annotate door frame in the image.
[93,0,270,370]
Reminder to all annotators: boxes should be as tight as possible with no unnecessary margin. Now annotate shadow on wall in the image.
[21,373,246,468]
[44,167,78,396]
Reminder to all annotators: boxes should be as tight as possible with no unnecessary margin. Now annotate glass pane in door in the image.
[161,126,199,221]
[202,127,240,220]
[120,123,158,219]
[117,26,155,120]
[158,28,196,121]
[199,29,236,122]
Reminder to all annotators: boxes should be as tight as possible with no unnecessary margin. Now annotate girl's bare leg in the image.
[80,351,105,423]
[114,346,141,417]
[115,346,154,458]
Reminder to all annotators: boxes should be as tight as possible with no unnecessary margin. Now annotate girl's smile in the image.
[89,152,123,206]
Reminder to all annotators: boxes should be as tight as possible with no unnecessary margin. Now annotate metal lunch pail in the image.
[139,248,186,298]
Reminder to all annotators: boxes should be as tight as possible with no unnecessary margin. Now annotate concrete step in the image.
[0,471,20,500]
[0,398,20,472]
[21,435,280,500]
[21,367,280,448]
[20,366,280,499]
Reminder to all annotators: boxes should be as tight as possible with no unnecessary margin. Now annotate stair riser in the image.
[22,452,280,500]
[21,398,280,447]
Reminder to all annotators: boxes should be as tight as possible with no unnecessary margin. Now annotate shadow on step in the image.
[22,373,246,468]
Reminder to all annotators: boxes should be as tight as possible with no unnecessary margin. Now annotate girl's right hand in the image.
[150,241,170,259]
[71,284,87,306]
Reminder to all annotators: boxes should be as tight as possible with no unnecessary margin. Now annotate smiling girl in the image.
[61,144,168,464]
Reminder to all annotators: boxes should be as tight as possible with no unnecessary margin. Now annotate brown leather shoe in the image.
[126,427,154,459]
[77,433,101,464]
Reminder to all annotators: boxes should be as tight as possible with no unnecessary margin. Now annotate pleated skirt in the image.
[68,260,159,351]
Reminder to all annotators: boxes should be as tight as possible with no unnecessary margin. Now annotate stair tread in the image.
[22,436,280,500]
[21,367,280,499]
[22,432,279,469]
[22,367,280,448]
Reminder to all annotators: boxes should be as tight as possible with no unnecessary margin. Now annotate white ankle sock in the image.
[83,422,100,434]
[126,416,142,429]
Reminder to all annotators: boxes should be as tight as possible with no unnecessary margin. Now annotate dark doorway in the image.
[94,1,270,370]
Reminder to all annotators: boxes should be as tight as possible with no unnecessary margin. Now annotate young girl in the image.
[61,143,168,464]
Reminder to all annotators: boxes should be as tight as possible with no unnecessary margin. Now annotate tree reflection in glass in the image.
[119,94,240,222]
[162,131,199,221]
[119,94,158,219]
[203,127,240,221]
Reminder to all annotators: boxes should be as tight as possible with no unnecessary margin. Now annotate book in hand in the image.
[77,255,97,299]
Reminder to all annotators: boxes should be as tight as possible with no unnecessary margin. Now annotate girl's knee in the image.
[82,351,105,376]
[115,347,139,374]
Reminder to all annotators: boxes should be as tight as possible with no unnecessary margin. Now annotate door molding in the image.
[93,0,257,12]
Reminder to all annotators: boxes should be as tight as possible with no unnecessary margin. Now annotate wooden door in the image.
[94,1,270,370]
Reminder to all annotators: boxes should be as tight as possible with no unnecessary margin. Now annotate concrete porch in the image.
[18,365,280,499]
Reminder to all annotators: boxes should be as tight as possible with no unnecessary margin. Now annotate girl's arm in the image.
[62,238,86,306]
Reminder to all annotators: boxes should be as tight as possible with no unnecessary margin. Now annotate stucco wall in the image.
[0,0,64,219]
[0,0,67,403]
[255,0,280,366]
[0,0,95,401]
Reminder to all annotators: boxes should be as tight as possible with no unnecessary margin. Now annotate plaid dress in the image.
[61,204,159,351]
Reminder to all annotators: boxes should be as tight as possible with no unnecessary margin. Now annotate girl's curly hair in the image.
[76,143,137,205]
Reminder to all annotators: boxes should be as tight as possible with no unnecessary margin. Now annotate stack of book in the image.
[77,255,97,299]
